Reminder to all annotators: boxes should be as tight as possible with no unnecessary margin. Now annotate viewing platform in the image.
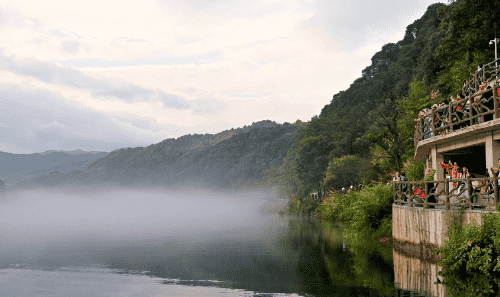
[392,59,500,258]
[414,58,500,183]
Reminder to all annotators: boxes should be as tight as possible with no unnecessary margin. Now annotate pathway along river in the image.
[0,188,444,296]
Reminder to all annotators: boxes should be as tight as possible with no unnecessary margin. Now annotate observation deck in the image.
[414,58,500,183]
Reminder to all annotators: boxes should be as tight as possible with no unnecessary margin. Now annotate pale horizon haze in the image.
[0,0,445,154]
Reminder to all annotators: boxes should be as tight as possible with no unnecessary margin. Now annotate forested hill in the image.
[0,151,108,187]
[15,120,303,189]
[274,1,500,198]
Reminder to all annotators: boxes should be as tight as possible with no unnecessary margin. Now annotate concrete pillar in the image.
[432,146,445,197]
[486,131,500,175]
[431,146,444,181]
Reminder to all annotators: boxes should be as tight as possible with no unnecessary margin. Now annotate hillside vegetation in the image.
[15,120,302,189]
[273,0,500,198]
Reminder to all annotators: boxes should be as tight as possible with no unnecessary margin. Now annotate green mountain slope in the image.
[15,120,302,189]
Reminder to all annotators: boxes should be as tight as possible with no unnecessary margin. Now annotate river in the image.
[0,188,445,296]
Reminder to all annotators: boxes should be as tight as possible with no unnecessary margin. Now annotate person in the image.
[477,65,483,85]
[460,167,469,179]
[445,161,460,191]
[490,158,500,186]
[451,95,464,127]
[460,94,472,128]
[400,172,409,196]
[431,104,442,132]
[424,167,436,181]
[423,108,433,139]
[451,162,460,180]
[439,98,449,120]
[480,81,488,92]
[440,160,453,177]
[412,185,425,205]
[463,80,472,97]
[393,171,400,182]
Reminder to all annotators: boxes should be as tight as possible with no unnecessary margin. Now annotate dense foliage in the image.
[316,184,393,243]
[437,212,500,296]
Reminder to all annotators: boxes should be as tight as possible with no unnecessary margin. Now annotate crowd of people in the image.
[391,158,500,207]
[391,161,475,206]
[416,65,500,140]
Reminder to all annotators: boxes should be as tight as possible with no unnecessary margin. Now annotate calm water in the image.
[0,188,440,296]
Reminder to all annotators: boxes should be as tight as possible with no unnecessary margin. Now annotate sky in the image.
[0,0,445,154]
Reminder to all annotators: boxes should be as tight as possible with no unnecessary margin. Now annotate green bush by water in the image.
[437,212,500,296]
[288,196,321,216]
[316,184,393,243]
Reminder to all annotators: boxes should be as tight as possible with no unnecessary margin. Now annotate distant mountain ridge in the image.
[38,149,106,155]
[12,120,302,189]
[0,150,108,187]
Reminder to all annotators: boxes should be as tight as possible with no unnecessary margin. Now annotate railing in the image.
[393,176,499,210]
[414,58,500,147]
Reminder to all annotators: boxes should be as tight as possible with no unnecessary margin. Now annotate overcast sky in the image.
[0,0,445,154]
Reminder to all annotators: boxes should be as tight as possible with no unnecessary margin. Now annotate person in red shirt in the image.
[440,160,453,176]
[451,162,460,179]
[414,187,426,198]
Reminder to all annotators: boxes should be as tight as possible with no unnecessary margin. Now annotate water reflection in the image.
[393,249,446,297]
[0,189,453,296]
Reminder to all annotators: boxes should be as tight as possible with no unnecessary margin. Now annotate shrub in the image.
[438,212,500,295]
[288,196,321,216]
[317,184,393,242]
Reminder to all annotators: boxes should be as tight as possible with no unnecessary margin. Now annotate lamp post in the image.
[490,38,499,68]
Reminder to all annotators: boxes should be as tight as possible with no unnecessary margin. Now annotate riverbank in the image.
[288,184,393,244]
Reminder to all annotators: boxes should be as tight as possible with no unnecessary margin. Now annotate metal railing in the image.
[393,176,499,210]
[414,58,500,147]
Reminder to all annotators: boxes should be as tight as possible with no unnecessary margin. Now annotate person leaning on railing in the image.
[439,98,449,125]
[424,167,436,181]
[490,158,500,187]
[450,95,463,126]
[440,160,453,177]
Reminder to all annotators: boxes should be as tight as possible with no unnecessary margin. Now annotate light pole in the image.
[490,38,498,68]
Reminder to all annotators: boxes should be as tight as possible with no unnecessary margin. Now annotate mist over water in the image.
[0,187,282,250]
[0,188,283,270]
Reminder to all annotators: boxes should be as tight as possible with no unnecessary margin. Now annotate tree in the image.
[436,0,500,94]
[0,179,5,191]
[397,78,433,158]
[323,155,375,190]
[296,135,333,195]
[364,93,406,171]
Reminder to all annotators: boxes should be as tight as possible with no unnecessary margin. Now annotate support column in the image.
[432,146,444,197]
[432,146,444,181]
[486,132,500,175]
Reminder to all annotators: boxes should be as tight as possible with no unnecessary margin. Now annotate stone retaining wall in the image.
[392,205,494,258]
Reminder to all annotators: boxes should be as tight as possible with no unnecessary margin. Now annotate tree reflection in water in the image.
[284,218,435,296]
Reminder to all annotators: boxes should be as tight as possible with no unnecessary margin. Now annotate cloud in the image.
[39,121,66,130]
[0,83,185,153]
[61,40,79,54]
[56,51,222,68]
[190,98,227,115]
[0,52,191,109]
[50,30,69,38]
[300,0,443,51]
